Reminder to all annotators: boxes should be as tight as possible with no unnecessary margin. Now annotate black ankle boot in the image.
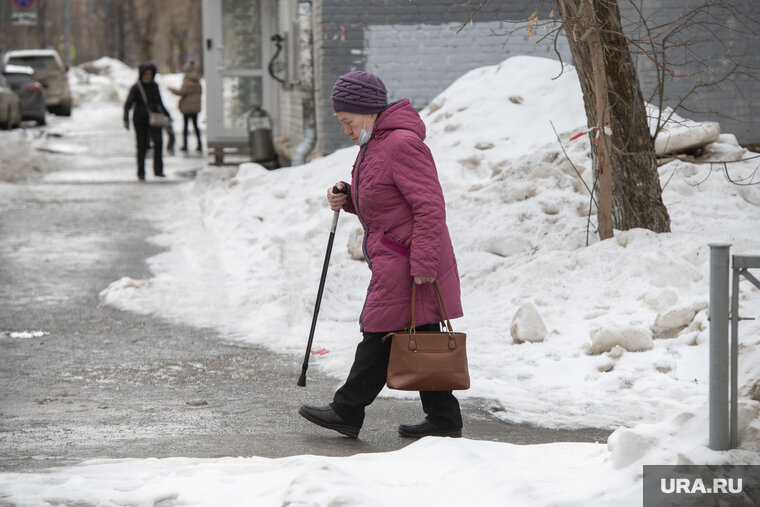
[398,419,462,438]
[298,404,360,438]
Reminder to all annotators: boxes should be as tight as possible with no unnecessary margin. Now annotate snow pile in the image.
[68,57,135,106]
[649,106,722,156]
[99,55,760,432]
[0,130,52,182]
[423,56,586,178]
[510,302,548,343]
[0,440,631,506]
[587,324,653,354]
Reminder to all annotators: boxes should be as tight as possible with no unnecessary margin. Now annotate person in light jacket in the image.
[123,62,170,180]
[298,71,464,439]
[169,60,203,153]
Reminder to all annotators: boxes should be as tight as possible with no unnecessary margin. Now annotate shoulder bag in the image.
[136,80,171,129]
[384,280,470,391]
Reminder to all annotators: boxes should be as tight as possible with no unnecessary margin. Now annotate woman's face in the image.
[336,112,375,144]
[141,70,154,82]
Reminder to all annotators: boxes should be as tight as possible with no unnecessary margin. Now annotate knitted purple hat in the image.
[331,71,388,114]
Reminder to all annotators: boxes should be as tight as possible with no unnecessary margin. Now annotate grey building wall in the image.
[305,0,758,159]
[274,0,304,162]
[619,0,759,146]
[313,0,566,156]
[363,21,570,112]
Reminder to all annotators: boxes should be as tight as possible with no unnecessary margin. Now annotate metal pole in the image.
[730,260,740,448]
[709,243,731,450]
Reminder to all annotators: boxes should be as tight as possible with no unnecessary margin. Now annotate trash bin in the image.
[248,106,275,163]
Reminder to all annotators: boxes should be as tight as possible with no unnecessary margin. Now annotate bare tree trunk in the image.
[557,0,671,236]
[104,0,128,63]
[582,1,614,239]
[125,0,155,64]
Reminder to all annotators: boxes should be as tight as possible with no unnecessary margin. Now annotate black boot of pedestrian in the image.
[398,419,462,439]
[298,404,360,438]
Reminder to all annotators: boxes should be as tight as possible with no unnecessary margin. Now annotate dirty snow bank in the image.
[0,130,52,182]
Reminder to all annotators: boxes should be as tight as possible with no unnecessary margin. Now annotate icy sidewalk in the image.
[1,400,758,506]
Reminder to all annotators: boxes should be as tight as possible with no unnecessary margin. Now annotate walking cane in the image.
[297,185,348,387]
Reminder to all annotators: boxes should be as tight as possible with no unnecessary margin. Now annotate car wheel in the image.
[60,103,72,117]
[37,116,46,126]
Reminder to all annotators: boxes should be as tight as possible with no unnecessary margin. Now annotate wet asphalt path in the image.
[0,162,611,474]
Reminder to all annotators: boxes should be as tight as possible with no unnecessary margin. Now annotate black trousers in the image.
[182,113,202,149]
[134,123,163,177]
[331,322,463,429]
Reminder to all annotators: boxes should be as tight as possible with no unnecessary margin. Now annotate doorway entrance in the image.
[202,0,277,163]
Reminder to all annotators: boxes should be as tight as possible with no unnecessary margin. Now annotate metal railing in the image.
[709,244,760,450]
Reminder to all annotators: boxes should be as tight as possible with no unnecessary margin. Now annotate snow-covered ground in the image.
[1,56,759,506]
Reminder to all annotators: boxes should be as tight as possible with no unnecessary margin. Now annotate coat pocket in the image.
[379,233,410,258]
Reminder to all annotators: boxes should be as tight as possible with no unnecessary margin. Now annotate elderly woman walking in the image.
[298,71,464,439]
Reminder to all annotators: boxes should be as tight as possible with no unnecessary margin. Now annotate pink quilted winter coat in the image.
[340,99,463,333]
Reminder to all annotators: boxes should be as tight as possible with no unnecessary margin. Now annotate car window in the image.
[3,73,33,90]
[6,56,59,71]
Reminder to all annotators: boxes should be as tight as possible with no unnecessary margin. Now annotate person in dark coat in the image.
[123,62,171,180]
[298,71,464,440]
[169,60,203,153]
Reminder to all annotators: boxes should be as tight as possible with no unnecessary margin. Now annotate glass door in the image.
[203,0,275,144]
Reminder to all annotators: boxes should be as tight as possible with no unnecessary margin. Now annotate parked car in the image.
[0,72,21,129]
[2,64,46,126]
[3,49,71,116]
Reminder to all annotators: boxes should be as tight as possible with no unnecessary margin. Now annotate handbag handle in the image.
[407,280,455,334]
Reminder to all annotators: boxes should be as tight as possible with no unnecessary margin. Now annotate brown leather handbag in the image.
[384,281,470,391]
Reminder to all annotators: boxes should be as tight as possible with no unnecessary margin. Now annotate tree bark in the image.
[125,0,155,65]
[557,0,671,236]
[582,2,614,239]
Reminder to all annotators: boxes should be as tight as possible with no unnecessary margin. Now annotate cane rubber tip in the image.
[297,376,306,387]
